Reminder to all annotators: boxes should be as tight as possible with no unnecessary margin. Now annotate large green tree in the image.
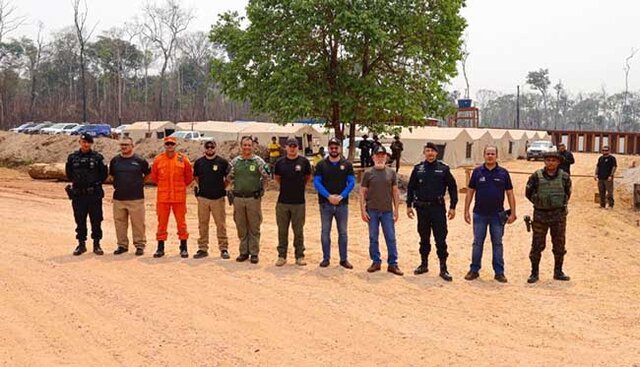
[210,0,466,154]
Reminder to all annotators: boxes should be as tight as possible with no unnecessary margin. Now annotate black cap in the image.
[424,142,438,152]
[543,151,563,160]
[80,133,94,143]
[328,137,341,146]
[373,145,387,155]
[285,137,298,146]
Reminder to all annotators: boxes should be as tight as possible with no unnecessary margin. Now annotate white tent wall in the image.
[239,122,324,152]
[464,128,495,164]
[124,121,177,141]
[507,130,529,159]
[397,127,474,168]
[486,129,514,161]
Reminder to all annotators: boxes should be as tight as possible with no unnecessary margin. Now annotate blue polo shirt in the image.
[468,164,513,215]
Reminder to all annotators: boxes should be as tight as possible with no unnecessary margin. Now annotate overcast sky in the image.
[12,0,640,98]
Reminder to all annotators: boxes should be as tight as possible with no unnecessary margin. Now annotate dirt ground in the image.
[1,152,639,366]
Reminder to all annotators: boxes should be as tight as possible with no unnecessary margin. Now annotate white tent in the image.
[176,121,246,142]
[397,126,474,168]
[124,121,177,141]
[239,122,325,152]
[536,131,551,141]
[507,129,529,159]
[486,129,515,160]
[464,128,496,164]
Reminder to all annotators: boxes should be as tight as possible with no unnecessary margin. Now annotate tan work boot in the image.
[295,257,307,266]
[275,257,287,267]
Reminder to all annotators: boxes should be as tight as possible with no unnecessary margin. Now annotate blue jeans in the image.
[320,203,349,261]
[470,212,505,274]
[367,209,398,265]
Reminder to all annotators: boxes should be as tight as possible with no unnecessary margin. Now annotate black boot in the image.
[179,240,188,258]
[153,241,165,258]
[527,259,540,283]
[439,259,453,281]
[93,241,104,256]
[73,241,87,256]
[414,254,429,275]
[553,256,571,281]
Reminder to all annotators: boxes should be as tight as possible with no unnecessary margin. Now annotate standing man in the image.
[150,136,194,258]
[558,143,575,175]
[526,151,572,283]
[314,137,356,269]
[390,135,404,173]
[193,140,230,259]
[360,146,403,276]
[268,136,281,177]
[229,136,271,264]
[406,142,458,281]
[274,138,312,266]
[358,134,372,168]
[463,146,516,283]
[110,137,150,256]
[66,133,108,256]
[595,145,617,209]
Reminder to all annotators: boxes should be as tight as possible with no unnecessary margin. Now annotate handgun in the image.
[524,215,532,232]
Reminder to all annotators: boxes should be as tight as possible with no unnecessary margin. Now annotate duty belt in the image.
[233,191,259,198]
[413,198,444,208]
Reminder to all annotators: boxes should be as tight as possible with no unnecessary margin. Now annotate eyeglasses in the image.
[205,145,215,149]
[164,142,176,146]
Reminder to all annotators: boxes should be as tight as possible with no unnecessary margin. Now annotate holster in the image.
[64,184,76,200]
[227,191,235,206]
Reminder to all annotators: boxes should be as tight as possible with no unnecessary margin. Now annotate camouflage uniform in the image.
[525,167,572,281]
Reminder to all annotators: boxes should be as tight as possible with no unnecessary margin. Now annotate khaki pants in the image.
[113,199,146,249]
[197,197,228,251]
[276,203,305,259]
[233,197,262,256]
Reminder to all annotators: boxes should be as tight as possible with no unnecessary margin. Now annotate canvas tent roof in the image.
[124,121,177,141]
[176,121,246,142]
[239,122,325,150]
[397,126,474,167]
[463,128,497,164]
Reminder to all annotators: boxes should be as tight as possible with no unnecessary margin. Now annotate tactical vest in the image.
[233,158,262,194]
[534,170,565,210]
[71,153,102,188]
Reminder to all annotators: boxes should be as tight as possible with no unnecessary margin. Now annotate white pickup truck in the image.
[169,130,211,142]
[526,140,557,160]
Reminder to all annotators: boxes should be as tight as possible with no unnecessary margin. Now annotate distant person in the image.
[314,137,356,269]
[370,135,382,167]
[390,135,404,173]
[229,136,271,264]
[150,136,194,258]
[406,142,458,281]
[274,138,312,266]
[110,137,150,256]
[526,151,572,283]
[463,145,516,283]
[193,140,230,259]
[268,136,281,177]
[557,143,575,175]
[360,145,403,276]
[65,133,108,256]
[595,146,617,209]
[311,146,326,166]
[358,134,372,168]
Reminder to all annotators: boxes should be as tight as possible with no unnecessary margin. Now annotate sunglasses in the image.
[205,145,215,149]
[164,142,176,146]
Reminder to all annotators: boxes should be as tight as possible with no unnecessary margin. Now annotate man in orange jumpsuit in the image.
[150,136,194,258]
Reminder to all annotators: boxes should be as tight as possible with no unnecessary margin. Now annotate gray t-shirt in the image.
[362,167,397,212]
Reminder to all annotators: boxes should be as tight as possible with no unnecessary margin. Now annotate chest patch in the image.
[249,164,256,172]
[213,164,218,171]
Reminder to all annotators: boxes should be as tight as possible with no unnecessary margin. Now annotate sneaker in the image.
[494,274,508,283]
[113,247,128,255]
[275,257,287,267]
[135,248,144,256]
[193,250,208,259]
[464,271,479,281]
[319,259,330,268]
[339,260,353,269]
[295,257,307,266]
[367,262,381,273]
[250,255,259,264]
[236,254,249,262]
[220,250,230,259]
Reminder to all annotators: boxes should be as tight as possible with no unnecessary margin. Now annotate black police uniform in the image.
[65,148,108,254]
[407,159,458,279]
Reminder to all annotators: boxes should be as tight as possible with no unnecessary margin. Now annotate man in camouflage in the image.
[525,151,572,283]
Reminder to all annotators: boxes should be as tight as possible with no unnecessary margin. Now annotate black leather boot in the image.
[73,241,87,256]
[179,240,188,258]
[553,256,571,281]
[153,241,165,258]
[414,254,429,275]
[93,241,104,256]
[527,258,540,283]
[439,258,453,281]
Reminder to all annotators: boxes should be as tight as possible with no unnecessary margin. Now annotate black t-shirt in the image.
[596,155,617,179]
[274,155,311,204]
[193,155,230,200]
[109,154,150,200]
[314,158,355,205]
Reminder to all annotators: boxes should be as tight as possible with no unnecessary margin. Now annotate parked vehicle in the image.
[526,140,557,160]
[112,124,131,136]
[69,124,112,138]
[23,122,54,134]
[40,123,80,135]
[65,124,86,136]
[9,122,37,133]
[169,130,210,141]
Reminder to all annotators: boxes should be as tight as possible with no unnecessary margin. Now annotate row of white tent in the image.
[123,121,550,168]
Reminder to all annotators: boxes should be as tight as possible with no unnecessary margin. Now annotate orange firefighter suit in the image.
[150,151,193,241]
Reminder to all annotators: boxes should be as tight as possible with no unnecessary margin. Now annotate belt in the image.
[233,191,258,198]
[413,199,444,208]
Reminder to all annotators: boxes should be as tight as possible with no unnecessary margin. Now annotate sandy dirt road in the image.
[0,153,639,366]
